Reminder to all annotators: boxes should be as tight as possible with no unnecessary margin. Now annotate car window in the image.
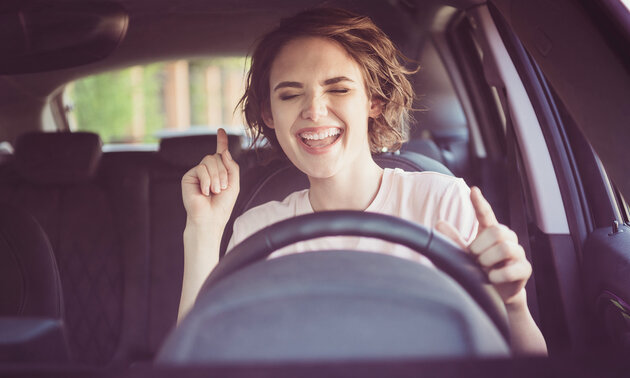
[621,193,630,223]
[414,40,467,136]
[63,57,249,144]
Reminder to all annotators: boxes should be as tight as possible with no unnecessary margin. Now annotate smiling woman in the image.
[240,11,415,159]
[262,36,381,180]
[177,7,547,356]
[4,0,630,373]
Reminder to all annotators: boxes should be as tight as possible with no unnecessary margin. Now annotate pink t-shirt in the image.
[226,168,479,266]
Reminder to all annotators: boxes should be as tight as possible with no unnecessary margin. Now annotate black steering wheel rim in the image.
[204,210,509,342]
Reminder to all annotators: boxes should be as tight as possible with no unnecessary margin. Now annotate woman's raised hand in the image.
[181,128,240,226]
[436,187,531,307]
[178,128,240,322]
[436,187,547,354]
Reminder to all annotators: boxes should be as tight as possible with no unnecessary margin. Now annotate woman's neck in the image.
[308,157,384,212]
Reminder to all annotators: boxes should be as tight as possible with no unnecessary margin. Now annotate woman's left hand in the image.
[436,186,532,307]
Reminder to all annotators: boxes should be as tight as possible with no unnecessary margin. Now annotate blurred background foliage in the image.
[65,57,248,144]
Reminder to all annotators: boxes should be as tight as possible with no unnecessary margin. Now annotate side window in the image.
[620,193,630,223]
[413,39,470,180]
[414,40,467,139]
[446,14,506,161]
[548,85,624,230]
[598,155,630,225]
[63,57,249,144]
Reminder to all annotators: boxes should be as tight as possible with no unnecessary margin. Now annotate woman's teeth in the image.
[299,128,342,148]
[299,128,341,140]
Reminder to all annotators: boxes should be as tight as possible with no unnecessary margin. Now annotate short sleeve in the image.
[437,179,479,245]
[224,189,309,254]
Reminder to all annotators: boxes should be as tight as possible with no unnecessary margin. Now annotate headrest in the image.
[14,132,102,184]
[401,139,444,164]
[158,134,243,168]
[375,150,452,176]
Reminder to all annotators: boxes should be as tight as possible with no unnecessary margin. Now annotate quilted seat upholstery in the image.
[0,132,123,365]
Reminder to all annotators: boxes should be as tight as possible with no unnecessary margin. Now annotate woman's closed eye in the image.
[278,87,350,100]
[328,88,350,94]
[279,93,300,101]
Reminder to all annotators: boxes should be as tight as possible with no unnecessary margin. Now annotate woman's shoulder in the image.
[387,167,467,193]
[235,189,310,229]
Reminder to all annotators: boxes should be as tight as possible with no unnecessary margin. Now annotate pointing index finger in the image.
[470,186,498,230]
[216,128,229,154]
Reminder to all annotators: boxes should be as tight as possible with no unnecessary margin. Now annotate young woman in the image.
[179,8,547,355]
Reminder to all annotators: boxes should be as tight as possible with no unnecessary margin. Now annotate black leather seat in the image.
[0,203,63,318]
[134,133,247,355]
[0,132,128,365]
[0,203,69,363]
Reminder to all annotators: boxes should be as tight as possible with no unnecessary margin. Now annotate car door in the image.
[433,1,630,353]
[453,0,630,354]
[491,0,630,354]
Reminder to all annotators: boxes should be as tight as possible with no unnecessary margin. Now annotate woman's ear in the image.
[368,98,383,118]
[262,108,275,129]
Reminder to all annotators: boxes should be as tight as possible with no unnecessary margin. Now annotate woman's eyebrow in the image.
[273,76,354,91]
[322,76,354,85]
[274,81,302,91]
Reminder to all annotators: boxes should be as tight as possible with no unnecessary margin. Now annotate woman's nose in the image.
[301,94,328,122]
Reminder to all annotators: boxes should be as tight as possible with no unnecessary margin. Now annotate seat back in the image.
[0,203,70,363]
[0,203,63,318]
[0,132,125,365]
[139,134,247,354]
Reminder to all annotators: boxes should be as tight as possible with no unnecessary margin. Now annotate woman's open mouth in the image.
[297,127,343,154]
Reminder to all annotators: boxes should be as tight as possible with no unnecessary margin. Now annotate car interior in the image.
[1,0,630,376]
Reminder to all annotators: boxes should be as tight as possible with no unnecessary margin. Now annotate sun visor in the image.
[0,1,128,74]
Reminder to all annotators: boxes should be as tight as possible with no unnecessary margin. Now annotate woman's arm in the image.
[178,220,224,322]
[178,128,240,323]
[436,186,547,355]
[505,290,548,355]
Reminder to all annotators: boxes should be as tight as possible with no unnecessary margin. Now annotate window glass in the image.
[64,57,249,144]
[414,40,467,136]
[619,191,630,223]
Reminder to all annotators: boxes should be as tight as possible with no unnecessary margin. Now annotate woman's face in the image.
[264,36,381,179]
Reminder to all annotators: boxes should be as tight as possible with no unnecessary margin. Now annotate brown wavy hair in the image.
[238,7,417,159]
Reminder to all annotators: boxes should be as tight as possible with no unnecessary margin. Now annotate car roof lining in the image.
[0,0,480,97]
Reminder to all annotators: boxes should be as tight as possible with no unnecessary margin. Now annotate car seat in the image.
[0,203,69,363]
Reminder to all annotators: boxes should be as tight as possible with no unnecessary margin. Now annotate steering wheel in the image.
[203,210,510,342]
